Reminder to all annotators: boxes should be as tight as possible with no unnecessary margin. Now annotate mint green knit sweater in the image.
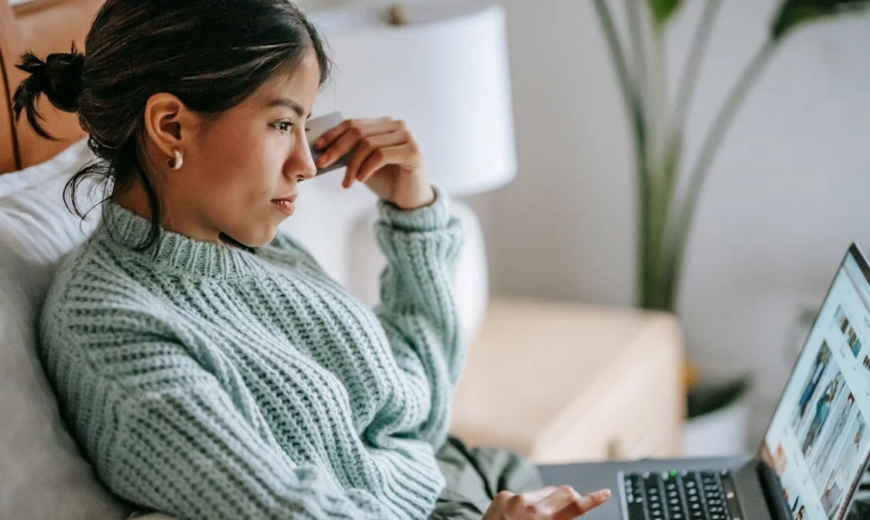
[37,185,465,520]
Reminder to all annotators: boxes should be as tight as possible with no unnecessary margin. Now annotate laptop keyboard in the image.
[622,470,743,520]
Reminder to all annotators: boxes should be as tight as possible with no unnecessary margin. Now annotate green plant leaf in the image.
[649,0,683,25]
[771,0,870,40]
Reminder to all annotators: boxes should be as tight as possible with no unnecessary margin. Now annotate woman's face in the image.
[158,49,321,247]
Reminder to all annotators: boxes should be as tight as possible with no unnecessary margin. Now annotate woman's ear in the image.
[143,92,196,161]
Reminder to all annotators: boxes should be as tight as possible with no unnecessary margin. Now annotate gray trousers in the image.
[429,435,544,519]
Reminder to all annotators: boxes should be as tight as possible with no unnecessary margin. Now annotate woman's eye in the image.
[274,122,294,134]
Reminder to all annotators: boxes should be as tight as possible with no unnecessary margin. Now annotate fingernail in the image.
[317,155,327,166]
[599,489,611,499]
[315,137,325,148]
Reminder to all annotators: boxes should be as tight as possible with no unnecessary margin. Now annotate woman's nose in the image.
[297,152,317,180]
[288,140,317,181]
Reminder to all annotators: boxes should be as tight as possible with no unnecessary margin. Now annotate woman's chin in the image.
[222,226,278,249]
[253,226,281,247]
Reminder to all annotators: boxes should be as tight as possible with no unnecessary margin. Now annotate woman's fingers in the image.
[343,131,409,187]
[310,117,425,191]
[485,485,610,520]
[314,117,393,166]
[521,486,559,502]
[531,486,581,520]
[578,489,612,514]
[355,143,412,184]
[314,116,390,148]
[536,486,611,520]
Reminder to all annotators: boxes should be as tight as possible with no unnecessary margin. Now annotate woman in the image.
[13,1,610,519]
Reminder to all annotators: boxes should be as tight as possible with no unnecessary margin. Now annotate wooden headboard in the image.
[0,0,104,174]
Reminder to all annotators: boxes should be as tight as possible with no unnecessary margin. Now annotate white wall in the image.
[301,0,870,449]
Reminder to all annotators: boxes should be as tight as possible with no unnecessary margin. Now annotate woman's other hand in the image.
[481,485,612,520]
[312,117,435,210]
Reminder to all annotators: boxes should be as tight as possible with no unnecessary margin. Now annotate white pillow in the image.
[0,139,130,519]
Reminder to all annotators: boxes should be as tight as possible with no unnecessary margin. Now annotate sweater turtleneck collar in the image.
[96,200,265,279]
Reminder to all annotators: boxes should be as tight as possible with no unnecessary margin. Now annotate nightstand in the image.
[449,296,687,465]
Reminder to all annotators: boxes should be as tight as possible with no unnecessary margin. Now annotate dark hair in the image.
[12,0,332,251]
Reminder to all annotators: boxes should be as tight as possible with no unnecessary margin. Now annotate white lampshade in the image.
[310,1,517,197]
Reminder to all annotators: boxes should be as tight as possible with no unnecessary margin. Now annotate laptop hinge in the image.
[756,462,793,520]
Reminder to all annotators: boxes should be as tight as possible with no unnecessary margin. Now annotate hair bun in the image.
[12,43,85,139]
[15,43,85,114]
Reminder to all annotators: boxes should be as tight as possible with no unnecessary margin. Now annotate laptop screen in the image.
[762,244,870,520]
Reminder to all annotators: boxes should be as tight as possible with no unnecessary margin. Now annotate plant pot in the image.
[683,377,753,458]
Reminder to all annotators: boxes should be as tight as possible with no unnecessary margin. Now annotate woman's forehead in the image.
[251,60,320,108]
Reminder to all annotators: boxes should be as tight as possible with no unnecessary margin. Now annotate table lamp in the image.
[309,0,516,345]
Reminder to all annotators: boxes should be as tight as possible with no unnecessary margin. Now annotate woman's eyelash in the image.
[274,122,294,133]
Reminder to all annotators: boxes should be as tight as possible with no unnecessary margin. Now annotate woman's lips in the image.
[271,199,295,216]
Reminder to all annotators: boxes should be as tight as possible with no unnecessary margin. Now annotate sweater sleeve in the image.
[372,184,466,450]
[98,345,397,520]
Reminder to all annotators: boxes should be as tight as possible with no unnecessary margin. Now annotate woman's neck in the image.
[111,180,245,250]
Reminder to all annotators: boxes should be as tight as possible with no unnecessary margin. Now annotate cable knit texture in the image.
[37,185,465,520]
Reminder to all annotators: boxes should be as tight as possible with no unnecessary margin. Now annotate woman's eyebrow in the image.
[265,97,308,118]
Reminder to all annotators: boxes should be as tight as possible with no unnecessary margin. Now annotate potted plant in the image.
[591,0,870,454]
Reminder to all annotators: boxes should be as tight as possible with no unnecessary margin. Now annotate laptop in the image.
[540,243,870,520]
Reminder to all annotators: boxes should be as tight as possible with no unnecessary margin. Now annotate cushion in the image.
[0,138,129,519]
